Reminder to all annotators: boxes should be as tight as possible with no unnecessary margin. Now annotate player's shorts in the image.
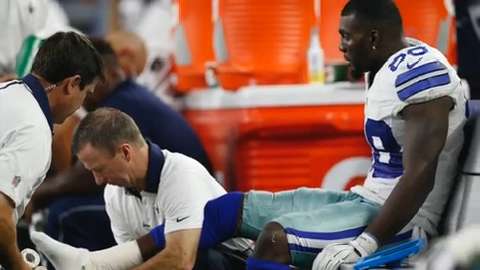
[239,188,382,268]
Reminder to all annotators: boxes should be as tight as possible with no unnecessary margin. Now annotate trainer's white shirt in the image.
[0,75,53,221]
[104,142,225,244]
[352,39,467,236]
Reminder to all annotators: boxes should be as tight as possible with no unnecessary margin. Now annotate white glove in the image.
[30,230,93,270]
[312,232,378,270]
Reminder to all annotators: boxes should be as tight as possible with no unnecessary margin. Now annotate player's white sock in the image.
[31,231,143,270]
[30,231,92,269]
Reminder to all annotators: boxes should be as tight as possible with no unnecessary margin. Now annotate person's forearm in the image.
[137,231,162,261]
[134,229,199,270]
[0,194,28,270]
[0,216,26,270]
[365,170,435,245]
[132,248,194,270]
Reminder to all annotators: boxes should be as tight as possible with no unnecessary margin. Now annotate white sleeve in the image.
[16,0,49,34]
[0,123,51,216]
[394,61,459,104]
[392,46,460,115]
[0,0,48,73]
[104,185,136,244]
[161,170,221,235]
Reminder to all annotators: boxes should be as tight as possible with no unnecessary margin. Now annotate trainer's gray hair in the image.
[72,108,145,156]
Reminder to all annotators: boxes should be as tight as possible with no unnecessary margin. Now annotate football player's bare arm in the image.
[365,96,453,244]
[136,232,161,261]
[133,229,201,270]
[0,192,30,270]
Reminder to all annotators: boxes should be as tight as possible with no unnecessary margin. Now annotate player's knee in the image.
[253,222,290,264]
[200,192,244,248]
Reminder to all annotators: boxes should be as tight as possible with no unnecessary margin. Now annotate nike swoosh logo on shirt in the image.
[176,216,190,223]
[406,57,422,69]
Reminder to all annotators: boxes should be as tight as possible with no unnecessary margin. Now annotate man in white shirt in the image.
[0,31,103,270]
[33,107,227,270]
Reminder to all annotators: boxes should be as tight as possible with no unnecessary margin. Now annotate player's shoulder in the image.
[0,80,26,93]
[104,184,124,201]
[0,81,42,121]
[162,150,205,172]
[385,39,449,76]
[1,80,34,104]
[104,184,136,211]
[160,150,214,186]
[382,39,459,103]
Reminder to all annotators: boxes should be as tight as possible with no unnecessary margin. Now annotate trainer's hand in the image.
[312,233,378,270]
[30,231,92,270]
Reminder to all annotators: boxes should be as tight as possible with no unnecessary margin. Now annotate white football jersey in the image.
[352,39,467,235]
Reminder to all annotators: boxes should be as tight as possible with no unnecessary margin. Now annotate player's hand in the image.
[312,243,360,270]
[312,232,378,270]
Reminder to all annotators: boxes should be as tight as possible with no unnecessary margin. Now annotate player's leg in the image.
[239,187,354,240]
[147,188,352,253]
[247,192,381,270]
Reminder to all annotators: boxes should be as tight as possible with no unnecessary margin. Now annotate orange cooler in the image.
[183,83,371,191]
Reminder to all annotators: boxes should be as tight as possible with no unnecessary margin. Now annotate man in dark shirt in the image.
[83,39,212,172]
